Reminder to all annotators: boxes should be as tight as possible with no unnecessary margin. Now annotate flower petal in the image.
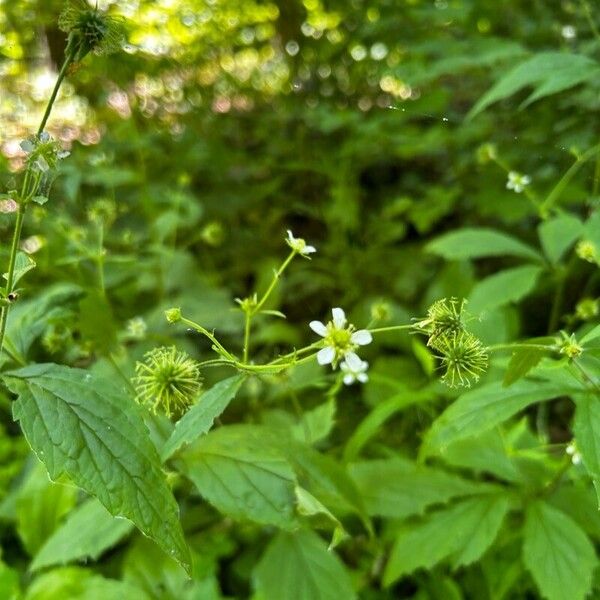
[357,373,368,383]
[302,245,317,254]
[344,351,362,367]
[309,320,328,337]
[286,229,294,241]
[317,346,335,365]
[343,374,355,385]
[351,330,372,345]
[332,307,346,329]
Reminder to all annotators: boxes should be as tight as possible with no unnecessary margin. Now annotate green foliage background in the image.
[1,0,600,598]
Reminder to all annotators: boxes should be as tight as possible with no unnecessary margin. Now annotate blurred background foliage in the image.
[1,0,600,598]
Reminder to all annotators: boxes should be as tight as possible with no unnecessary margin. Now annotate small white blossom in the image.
[127,316,148,339]
[286,230,316,257]
[341,353,369,385]
[0,199,18,214]
[566,441,582,465]
[310,307,372,367]
[506,171,531,193]
[21,235,44,254]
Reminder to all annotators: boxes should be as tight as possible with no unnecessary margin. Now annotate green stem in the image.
[540,142,600,215]
[180,317,236,361]
[37,50,74,136]
[571,358,600,394]
[253,250,296,315]
[243,311,251,363]
[486,343,555,352]
[0,50,75,357]
[369,324,414,334]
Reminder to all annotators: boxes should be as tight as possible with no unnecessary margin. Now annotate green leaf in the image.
[291,399,336,445]
[441,429,523,483]
[538,214,583,264]
[383,495,510,586]
[31,498,134,572]
[468,52,600,119]
[78,292,117,354]
[16,461,77,556]
[24,567,150,600]
[503,340,554,387]
[161,375,244,461]
[422,379,574,455]
[5,284,83,359]
[581,324,600,346]
[178,424,297,528]
[254,529,356,600]
[294,486,348,549]
[467,265,542,314]
[523,501,596,600]
[426,228,542,262]
[573,394,600,505]
[349,458,496,518]
[5,363,190,573]
[3,252,36,287]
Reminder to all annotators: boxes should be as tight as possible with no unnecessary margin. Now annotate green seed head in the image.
[432,331,488,388]
[415,297,467,344]
[133,346,202,418]
[59,0,126,61]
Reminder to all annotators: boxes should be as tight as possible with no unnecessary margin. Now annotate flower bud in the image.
[164,307,182,323]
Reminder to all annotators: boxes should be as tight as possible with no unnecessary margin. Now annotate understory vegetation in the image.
[1,1,600,599]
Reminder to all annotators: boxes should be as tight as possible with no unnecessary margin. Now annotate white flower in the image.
[127,316,147,339]
[506,171,531,193]
[310,307,372,367]
[286,230,316,257]
[566,441,582,465]
[340,353,369,385]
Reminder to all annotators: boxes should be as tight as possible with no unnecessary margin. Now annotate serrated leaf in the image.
[178,424,297,527]
[31,195,48,206]
[426,228,542,262]
[503,342,553,387]
[31,498,134,572]
[523,501,596,600]
[468,52,600,119]
[349,458,497,518]
[573,394,600,505]
[291,398,336,445]
[538,214,583,264]
[254,529,356,600]
[295,486,348,549]
[3,252,36,287]
[4,363,190,573]
[161,375,244,461]
[467,265,542,314]
[24,566,149,600]
[422,380,574,455]
[383,495,510,586]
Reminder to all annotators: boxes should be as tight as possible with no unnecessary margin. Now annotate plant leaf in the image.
[254,529,356,600]
[468,52,600,119]
[383,494,510,586]
[422,379,574,455]
[573,394,600,505]
[161,375,244,461]
[467,265,542,314]
[538,214,583,264]
[178,424,297,528]
[349,458,497,518]
[3,252,36,287]
[4,363,190,573]
[523,501,596,600]
[503,340,554,387]
[31,498,134,572]
[426,228,542,262]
